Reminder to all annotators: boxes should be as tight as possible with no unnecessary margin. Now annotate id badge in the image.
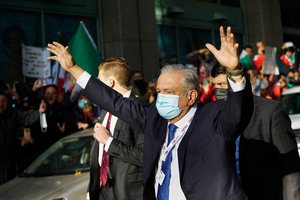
[157,170,165,185]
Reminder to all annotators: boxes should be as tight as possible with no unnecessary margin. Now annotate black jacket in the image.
[239,96,300,200]
[88,95,144,200]
[83,76,252,200]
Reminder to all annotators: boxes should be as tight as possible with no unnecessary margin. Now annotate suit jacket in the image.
[239,96,300,200]
[88,95,144,200]
[83,76,253,200]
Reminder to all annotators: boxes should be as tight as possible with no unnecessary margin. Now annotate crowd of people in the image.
[197,40,300,104]
[0,26,299,200]
[0,57,157,186]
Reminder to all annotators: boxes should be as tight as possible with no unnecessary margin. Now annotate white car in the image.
[280,85,300,155]
[0,128,93,200]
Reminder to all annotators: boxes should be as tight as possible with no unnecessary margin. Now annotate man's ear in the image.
[188,89,198,106]
[109,78,115,88]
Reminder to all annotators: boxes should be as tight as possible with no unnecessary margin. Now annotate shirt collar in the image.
[123,90,131,98]
[170,105,197,130]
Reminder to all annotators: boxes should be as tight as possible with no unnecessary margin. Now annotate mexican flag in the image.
[68,21,102,77]
[239,50,253,70]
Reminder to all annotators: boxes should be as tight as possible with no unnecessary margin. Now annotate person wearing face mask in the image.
[210,63,228,101]
[47,26,252,200]
[211,64,300,200]
[70,95,97,131]
[86,57,144,200]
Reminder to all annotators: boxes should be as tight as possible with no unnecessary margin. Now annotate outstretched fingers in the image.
[205,43,218,56]
[47,42,67,54]
[234,43,239,51]
[53,41,65,49]
[220,26,226,43]
[226,26,232,43]
[47,55,57,61]
[47,43,59,56]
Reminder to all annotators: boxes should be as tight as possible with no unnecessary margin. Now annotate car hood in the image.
[289,114,300,130]
[0,172,89,200]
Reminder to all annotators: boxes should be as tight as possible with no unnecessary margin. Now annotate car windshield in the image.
[23,135,92,177]
[280,93,300,115]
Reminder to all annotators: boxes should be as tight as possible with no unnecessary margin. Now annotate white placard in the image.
[22,44,51,78]
[263,46,279,75]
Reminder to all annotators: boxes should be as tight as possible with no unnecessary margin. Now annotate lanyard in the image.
[160,116,193,163]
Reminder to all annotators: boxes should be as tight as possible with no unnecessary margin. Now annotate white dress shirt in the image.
[155,105,197,200]
[97,90,131,166]
[76,71,131,165]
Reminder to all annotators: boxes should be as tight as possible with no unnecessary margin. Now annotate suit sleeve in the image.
[214,76,253,140]
[283,172,300,200]
[16,109,39,127]
[82,76,149,133]
[107,128,144,167]
[271,102,300,199]
[271,102,300,174]
[271,102,299,154]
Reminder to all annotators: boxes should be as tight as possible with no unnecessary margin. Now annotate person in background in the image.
[239,45,254,70]
[211,63,300,200]
[197,47,216,84]
[291,71,300,86]
[147,79,157,104]
[253,40,265,74]
[0,82,46,184]
[273,75,287,100]
[247,68,262,96]
[71,95,98,131]
[131,70,151,103]
[18,127,35,173]
[280,42,296,75]
[31,84,70,155]
[244,45,254,59]
[199,77,214,104]
[87,57,144,200]
[48,26,252,200]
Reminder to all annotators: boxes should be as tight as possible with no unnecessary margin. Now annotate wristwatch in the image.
[226,65,244,77]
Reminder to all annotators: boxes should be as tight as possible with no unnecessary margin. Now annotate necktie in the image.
[157,123,177,200]
[235,135,241,182]
[99,113,112,187]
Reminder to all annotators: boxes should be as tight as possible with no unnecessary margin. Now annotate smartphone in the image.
[39,78,53,86]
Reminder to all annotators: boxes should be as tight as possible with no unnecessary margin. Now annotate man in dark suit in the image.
[87,57,144,200]
[211,63,300,200]
[48,26,252,200]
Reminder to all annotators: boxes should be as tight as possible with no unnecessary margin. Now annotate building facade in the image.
[0,0,298,83]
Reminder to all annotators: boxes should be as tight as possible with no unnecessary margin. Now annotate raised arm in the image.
[207,26,253,139]
[47,42,148,132]
[47,42,84,79]
[206,26,242,82]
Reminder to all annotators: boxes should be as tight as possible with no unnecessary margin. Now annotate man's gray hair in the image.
[160,64,200,102]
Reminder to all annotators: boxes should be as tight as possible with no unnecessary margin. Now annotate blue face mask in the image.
[77,99,86,109]
[156,93,184,119]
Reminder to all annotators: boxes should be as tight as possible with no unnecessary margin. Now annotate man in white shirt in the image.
[48,26,252,200]
[86,57,144,200]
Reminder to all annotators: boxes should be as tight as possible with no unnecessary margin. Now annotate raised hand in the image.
[47,42,74,72]
[205,26,239,71]
[39,99,47,113]
[47,42,84,79]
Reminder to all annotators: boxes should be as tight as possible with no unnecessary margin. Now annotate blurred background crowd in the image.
[0,67,158,185]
